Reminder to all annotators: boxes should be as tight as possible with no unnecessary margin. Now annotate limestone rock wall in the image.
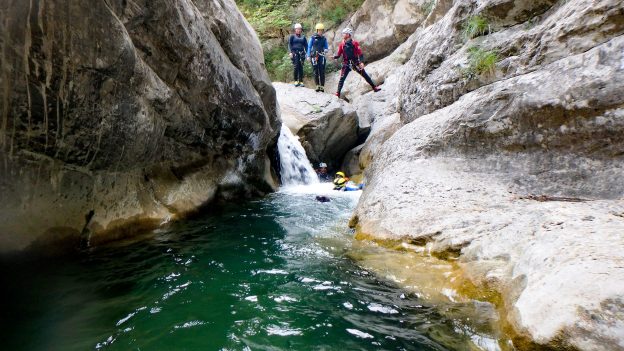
[327,0,430,62]
[338,0,624,349]
[274,82,358,170]
[0,0,280,252]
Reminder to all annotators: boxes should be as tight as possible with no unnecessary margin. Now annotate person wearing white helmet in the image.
[288,23,308,87]
[316,162,331,182]
[333,27,381,97]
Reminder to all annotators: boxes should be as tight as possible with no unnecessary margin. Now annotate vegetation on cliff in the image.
[235,0,364,80]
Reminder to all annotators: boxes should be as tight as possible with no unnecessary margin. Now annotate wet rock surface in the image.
[0,0,280,251]
[274,82,359,170]
[333,0,624,349]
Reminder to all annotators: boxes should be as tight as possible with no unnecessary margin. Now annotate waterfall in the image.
[277,124,319,186]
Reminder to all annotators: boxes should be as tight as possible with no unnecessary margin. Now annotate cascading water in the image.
[277,124,319,186]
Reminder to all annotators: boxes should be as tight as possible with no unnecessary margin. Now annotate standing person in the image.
[333,28,381,98]
[288,23,308,87]
[307,23,329,92]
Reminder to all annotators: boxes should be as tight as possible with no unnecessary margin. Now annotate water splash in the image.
[277,124,319,186]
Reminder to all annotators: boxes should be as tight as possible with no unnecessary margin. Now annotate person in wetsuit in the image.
[333,28,381,98]
[316,162,332,182]
[307,23,329,92]
[288,23,308,87]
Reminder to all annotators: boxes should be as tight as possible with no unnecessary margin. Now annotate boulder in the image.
[327,0,429,61]
[0,0,280,252]
[341,144,364,176]
[359,112,401,170]
[274,82,358,170]
[324,34,416,172]
[325,27,417,103]
[400,0,624,124]
[353,30,624,350]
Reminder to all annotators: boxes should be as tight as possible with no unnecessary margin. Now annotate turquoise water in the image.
[0,185,500,350]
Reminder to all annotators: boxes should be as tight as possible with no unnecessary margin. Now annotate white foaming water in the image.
[278,182,361,201]
[277,124,319,186]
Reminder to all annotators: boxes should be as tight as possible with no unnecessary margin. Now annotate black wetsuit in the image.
[309,34,328,86]
[288,34,308,82]
[317,171,332,182]
[335,39,376,95]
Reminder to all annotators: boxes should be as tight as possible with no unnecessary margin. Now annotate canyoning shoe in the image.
[319,86,325,92]
[291,81,299,86]
[373,86,381,92]
[334,92,340,98]
[298,81,305,87]
[315,86,321,92]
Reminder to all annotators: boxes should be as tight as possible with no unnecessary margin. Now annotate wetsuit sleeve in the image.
[355,41,364,62]
[288,35,293,52]
[304,37,308,54]
[323,38,329,51]
[307,37,314,58]
[334,42,343,59]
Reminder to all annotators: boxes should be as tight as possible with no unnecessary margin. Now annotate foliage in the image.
[236,0,364,41]
[466,46,498,76]
[238,0,360,81]
[421,0,436,16]
[237,0,294,39]
[322,0,365,26]
[463,15,491,40]
[265,46,340,82]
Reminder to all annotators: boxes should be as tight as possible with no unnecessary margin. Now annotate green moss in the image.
[237,0,294,40]
[421,0,436,16]
[236,0,364,41]
[466,46,499,76]
[463,15,491,40]
[237,0,363,81]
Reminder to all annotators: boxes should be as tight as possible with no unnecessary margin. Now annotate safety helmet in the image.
[319,162,328,168]
[315,23,325,30]
[294,23,303,29]
[335,171,346,178]
[341,27,353,35]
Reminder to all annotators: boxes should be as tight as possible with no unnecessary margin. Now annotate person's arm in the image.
[288,35,294,57]
[333,42,343,59]
[323,37,329,53]
[355,41,365,69]
[304,36,308,55]
[355,41,364,62]
[307,38,313,58]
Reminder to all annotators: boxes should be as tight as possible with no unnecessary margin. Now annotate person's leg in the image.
[313,60,320,86]
[292,54,298,83]
[357,68,376,88]
[295,53,303,82]
[319,57,326,87]
[298,53,305,82]
[336,64,351,95]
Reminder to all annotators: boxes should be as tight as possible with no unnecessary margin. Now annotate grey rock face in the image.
[400,0,624,124]
[274,82,358,171]
[347,0,624,349]
[328,0,429,62]
[0,0,280,251]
